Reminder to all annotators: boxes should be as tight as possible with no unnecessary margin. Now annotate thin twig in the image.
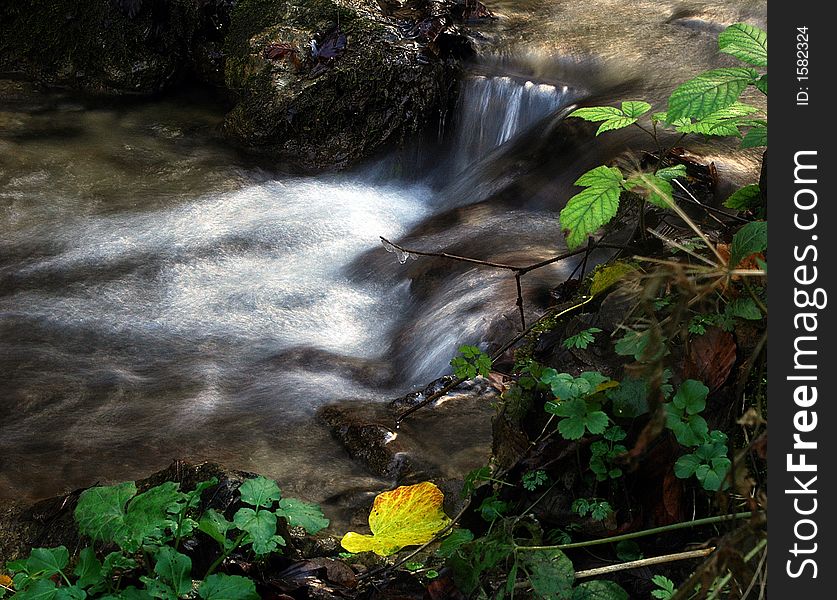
[705,538,767,600]
[515,273,526,330]
[574,547,715,579]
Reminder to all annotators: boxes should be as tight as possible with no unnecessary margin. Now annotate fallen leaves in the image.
[341,482,451,556]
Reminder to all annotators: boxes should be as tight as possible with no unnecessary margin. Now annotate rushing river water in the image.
[0,0,765,521]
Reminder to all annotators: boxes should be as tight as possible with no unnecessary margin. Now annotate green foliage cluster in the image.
[2,476,328,599]
[451,345,493,379]
[560,23,767,249]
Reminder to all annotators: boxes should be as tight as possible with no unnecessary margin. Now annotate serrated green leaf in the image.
[569,106,624,122]
[574,166,624,188]
[596,117,637,135]
[436,528,474,558]
[724,184,761,210]
[585,411,610,435]
[730,221,767,266]
[621,101,651,119]
[152,547,192,598]
[122,482,184,551]
[75,482,137,546]
[719,23,767,67]
[557,416,587,440]
[572,580,629,600]
[13,579,58,600]
[655,165,687,181]
[275,498,329,534]
[198,574,259,600]
[233,508,280,555]
[520,549,574,599]
[742,124,767,148]
[624,174,673,208]
[755,73,768,95]
[667,68,759,120]
[560,184,622,249]
[238,476,282,508]
[607,378,649,417]
[74,548,103,589]
[726,297,762,320]
[26,547,69,578]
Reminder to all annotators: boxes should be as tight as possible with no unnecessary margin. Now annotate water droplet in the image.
[381,238,414,264]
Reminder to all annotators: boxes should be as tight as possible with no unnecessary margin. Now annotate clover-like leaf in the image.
[275,498,329,534]
[238,476,282,508]
[340,482,452,556]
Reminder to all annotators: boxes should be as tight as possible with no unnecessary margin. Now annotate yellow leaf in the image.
[340,482,451,556]
[0,574,12,588]
[590,262,639,297]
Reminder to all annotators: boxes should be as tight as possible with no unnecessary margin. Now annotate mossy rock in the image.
[0,0,230,94]
[221,0,462,170]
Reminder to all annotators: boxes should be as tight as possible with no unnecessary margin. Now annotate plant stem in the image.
[574,547,715,579]
[205,532,246,577]
[513,511,755,551]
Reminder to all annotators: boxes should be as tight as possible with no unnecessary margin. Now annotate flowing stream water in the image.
[0,0,765,520]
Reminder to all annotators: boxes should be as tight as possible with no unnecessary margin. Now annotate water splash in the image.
[381,237,417,265]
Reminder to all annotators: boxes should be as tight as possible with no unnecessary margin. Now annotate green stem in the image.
[205,532,247,577]
[514,511,755,551]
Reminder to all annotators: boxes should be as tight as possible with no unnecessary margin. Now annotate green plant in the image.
[3,476,328,599]
[589,426,628,481]
[571,498,613,522]
[521,470,549,491]
[674,430,732,492]
[560,23,767,248]
[451,345,492,379]
[541,370,614,440]
[651,574,676,599]
[562,327,602,350]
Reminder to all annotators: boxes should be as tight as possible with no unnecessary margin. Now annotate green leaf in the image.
[726,297,762,320]
[238,476,282,508]
[102,552,137,574]
[651,575,676,599]
[139,578,177,600]
[724,184,761,210]
[74,548,103,589]
[274,498,329,534]
[542,371,591,401]
[13,579,58,600]
[585,411,610,435]
[673,380,708,415]
[55,586,87,600]
[26,547,69,578]
[569,106,624,122]
[520,549,574,599]
[718,23,767,67]
[596,117,637,135]
[195,574,257,600]
[184,478,219,509]
[575,166,624,188]
[674,454,702,479]
[233,508,281,555]
[75,482,137,545]
[478,496,510,522]
[615,540,643,561]
[122,482,184,551]
[621,101,651,119]
[560,184,622,249]
[607,378,649,418]
[436,528,474,558]
[730,221,767,266]
[742,125,767,148]
[563,328,602,350]
[572,580,629,600]
[655,165,687,182]
[153,547,192,598]
[667,68,759,121]
[624,174,673,208]
[755,73,768,95]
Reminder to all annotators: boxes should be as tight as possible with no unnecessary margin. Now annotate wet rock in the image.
[0,1,233,94]
[220,0,469,169]
[319,404,415,479]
